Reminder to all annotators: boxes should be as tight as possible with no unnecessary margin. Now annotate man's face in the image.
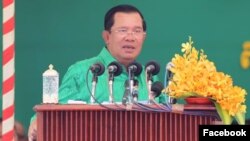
[103,12,146,67]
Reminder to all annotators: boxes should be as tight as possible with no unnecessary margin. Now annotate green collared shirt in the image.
[59,47,166,104]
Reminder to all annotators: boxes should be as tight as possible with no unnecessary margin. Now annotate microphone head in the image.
[151,81,164,98]
[166,62,174,70]
[108,61,123,76]
[145,60,160,75]
[166,62,174,80]
[90,62,105,76]
[127,61,142,76]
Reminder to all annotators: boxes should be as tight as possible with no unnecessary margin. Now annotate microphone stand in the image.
[108,72,114,103]
[166,68,177,104]
[90,73,98,104]
[122,80,129,105]
[132,80,138,102]
[127,68,134,107]
[146,71,153,104]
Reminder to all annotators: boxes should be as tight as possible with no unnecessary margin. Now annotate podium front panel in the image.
[35,104,219,141]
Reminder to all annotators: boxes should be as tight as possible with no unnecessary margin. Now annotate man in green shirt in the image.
[28,4,166,141]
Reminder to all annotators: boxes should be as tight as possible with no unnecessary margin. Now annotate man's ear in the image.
[102,30,110,45]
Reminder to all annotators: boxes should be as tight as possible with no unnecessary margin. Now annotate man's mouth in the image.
[122,45,135,50]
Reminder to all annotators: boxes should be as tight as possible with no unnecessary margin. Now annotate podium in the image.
[34,104,220,141]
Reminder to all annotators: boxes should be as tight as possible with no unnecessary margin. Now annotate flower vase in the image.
[213,102,233,125]
[184,96,213,105]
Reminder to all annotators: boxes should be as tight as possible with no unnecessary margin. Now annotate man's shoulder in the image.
[74,57,98,66]
[67,57,99,72]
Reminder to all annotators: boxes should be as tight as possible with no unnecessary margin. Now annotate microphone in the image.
[148,81,164,104]
[90,62,105,76]
[127,61,142,77]
[151,81,164,98]
[108,61,123,77]
[145,61,160,75]
[166,62,174,82]
[107,61,123,103]
[89,62,105,104]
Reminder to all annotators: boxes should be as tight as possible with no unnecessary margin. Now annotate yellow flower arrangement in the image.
[163,36,247,125]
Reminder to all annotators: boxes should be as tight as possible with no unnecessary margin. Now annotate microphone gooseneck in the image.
[122,80,130,105]
[122,79,139,106]
[145,60,160,102]
[132,80,139,102]
[165,62,177,104]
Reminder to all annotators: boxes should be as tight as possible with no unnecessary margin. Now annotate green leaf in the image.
[234,111,245,125]
[214,102,233,125]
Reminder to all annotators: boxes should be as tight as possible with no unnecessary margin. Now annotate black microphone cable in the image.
[145,99,172,112]
[133,101,167,112]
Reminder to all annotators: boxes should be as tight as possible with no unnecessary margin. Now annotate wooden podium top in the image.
[34,103,218,118]
[34,103,216,110]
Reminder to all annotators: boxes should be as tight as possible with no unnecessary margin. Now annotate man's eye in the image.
[119,29,127,33]
[134,29,142,33]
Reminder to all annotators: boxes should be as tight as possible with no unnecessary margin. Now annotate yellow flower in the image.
[163,36,247,124]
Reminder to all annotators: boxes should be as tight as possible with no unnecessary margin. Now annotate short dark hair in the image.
[104,4,146,32]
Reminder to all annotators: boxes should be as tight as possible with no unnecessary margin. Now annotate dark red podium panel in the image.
[34,104,219,141]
